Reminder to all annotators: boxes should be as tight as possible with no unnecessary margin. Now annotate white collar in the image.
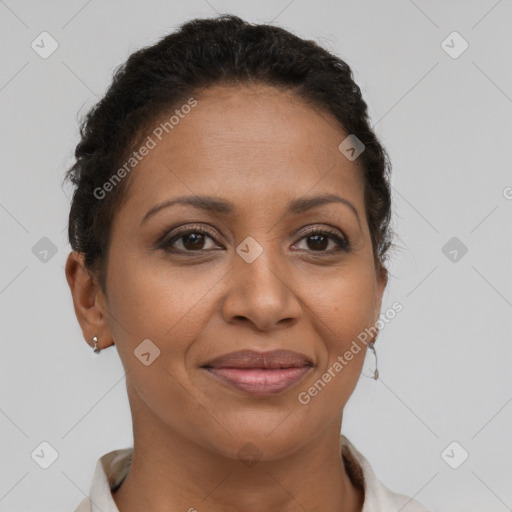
[74,435,430,512]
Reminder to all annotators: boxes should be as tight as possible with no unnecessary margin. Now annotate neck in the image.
[112,416,363,512]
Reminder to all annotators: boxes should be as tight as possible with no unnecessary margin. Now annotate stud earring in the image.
[92,336,101,353]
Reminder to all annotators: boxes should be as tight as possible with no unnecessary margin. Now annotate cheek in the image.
[305,262,377,391]
[311,263,377,341]
[105,253,226,418]
[106,254,220,349]
[105,257,217,432]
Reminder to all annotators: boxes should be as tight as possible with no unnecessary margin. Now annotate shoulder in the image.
[72,448,133,512]
[73,496,92,512]
[340,435,431,512]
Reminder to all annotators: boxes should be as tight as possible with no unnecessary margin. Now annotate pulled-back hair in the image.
[64,14,393,291]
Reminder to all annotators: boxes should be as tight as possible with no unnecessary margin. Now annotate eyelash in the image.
[157,224,350,255]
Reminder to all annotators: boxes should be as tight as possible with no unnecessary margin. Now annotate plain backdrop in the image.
[1,1,511,511]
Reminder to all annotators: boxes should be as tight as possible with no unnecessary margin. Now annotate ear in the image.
[372,263,388,327]
[65,251,114,350]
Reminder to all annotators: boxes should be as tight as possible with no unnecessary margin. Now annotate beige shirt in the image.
[74,435,431,512]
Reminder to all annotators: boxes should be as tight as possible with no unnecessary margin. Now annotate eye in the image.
[159,225,222,253]
[158,225,350,255]
[292,227,350,253]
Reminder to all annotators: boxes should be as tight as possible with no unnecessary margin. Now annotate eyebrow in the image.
[140,193,360,226]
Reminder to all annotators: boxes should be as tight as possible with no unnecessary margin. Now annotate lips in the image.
[201,350,313,396]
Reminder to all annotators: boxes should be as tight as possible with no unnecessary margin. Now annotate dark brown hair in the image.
[64,14,393,291]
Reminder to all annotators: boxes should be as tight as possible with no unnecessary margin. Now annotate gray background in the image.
[1,1,511,511]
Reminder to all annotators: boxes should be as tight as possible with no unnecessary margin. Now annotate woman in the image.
[65,15,430,512]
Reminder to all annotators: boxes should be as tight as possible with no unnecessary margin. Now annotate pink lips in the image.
[202,349,313,396]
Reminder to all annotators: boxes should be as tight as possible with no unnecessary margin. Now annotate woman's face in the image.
[99,84,386,459]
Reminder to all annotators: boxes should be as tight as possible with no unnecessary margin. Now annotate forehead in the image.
[120,83,365,218]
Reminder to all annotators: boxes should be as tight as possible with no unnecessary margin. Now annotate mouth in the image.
[201,349,314,396]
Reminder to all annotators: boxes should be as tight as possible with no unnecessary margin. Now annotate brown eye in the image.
[160,227,221,253]
[305,234,331,251]
[292,228,350,253]
[179,232,208,250]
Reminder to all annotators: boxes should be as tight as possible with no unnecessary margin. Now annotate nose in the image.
[220,247,302,332]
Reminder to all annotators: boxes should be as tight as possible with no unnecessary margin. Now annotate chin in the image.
[199,414,313,462]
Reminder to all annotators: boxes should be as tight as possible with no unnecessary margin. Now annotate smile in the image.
[201,349,314,396]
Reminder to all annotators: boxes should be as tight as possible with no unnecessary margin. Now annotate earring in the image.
[368,340,379,380]
[92,336,101,354]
